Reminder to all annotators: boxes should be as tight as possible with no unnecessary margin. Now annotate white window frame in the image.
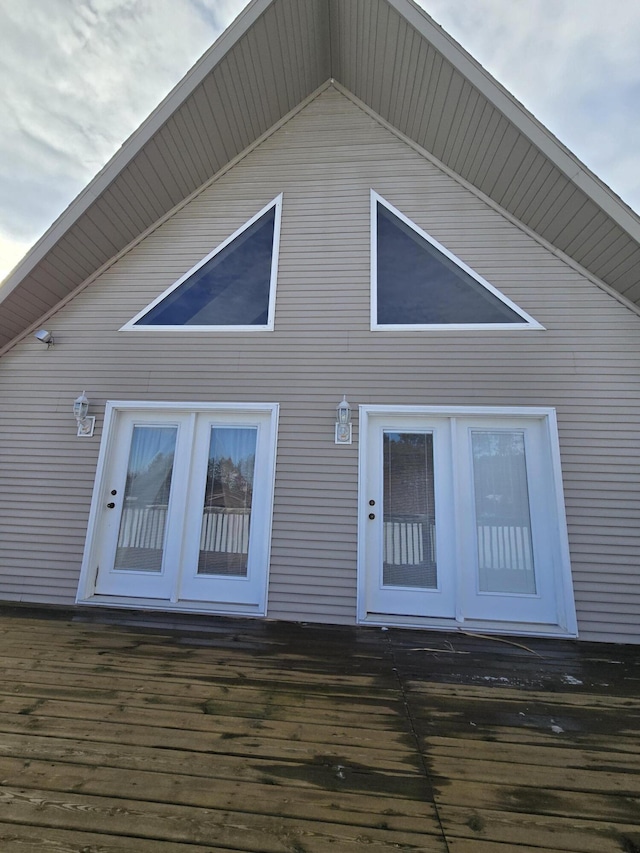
[370,191,544,331]
[121,194,283,332]
[357,404,577,637]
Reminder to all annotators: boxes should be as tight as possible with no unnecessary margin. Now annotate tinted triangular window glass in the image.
[375,199,532,326]
[132,201,278,328]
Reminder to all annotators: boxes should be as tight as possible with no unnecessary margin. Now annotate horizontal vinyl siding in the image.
[1,88,640,642]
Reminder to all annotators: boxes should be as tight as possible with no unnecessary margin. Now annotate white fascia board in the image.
[388,0,640,243]
[0,0,276,301]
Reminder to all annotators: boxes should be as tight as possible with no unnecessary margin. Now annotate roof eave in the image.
[389,0,640,244]
[1,0,639,344]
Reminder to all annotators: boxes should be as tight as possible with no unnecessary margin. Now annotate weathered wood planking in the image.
[0,610,444,851]
[391,630,640,852]
[0,607,637,852]
[437,804,640,853]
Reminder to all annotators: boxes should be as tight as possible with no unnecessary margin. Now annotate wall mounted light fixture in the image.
[73,391,95,437]
[34,329,54,347]
[335,395,352,444]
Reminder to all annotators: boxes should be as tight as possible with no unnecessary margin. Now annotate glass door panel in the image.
[383,432,437,589]
[457,417,559,625]
[93,413,190,600]
[363,416,455,619]
[178,411,276,609]
[114,425,178,573]
[198,427,257,577]
[471,430,536,595]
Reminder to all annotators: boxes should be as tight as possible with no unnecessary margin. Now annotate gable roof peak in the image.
[1,0,639,352]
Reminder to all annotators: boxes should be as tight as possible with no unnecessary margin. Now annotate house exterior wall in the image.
[1,87,639,642]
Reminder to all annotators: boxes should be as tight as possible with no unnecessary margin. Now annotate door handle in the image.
[106,502,116,509]
[368,513,375,520]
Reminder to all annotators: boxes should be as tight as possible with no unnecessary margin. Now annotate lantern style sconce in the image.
[73,391,95,437]
[335,395,352,444]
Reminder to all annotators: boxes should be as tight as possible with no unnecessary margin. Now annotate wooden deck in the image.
[0,608,637,852]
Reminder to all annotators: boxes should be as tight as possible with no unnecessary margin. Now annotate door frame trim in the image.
[77,401,279,615]
[357,404,578,637]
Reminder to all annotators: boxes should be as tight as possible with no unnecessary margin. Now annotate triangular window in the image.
[123,195,282,331]
[372,192,541,329]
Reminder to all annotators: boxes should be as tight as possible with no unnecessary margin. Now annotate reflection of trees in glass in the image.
[202,427,257,511]
[125,452,174,505]
[198,429,256,575]
[121,426,177,507]
[204,453,255,509]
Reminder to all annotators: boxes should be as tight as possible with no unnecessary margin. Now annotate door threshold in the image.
[359,613,577,639]
[77,594,265,618]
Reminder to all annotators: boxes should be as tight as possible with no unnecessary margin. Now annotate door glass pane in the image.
[198,427,257,576]
[114,425,177,573]
[472,430,536,594]
[383,432,437,588]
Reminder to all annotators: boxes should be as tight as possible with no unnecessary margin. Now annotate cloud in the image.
[0,0,638,285]
[0,0,245,273]
[0,234,32,283]
[418,0,640,212]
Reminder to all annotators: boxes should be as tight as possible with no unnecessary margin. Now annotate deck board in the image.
[0,607,636,851]
[438,804,640,853]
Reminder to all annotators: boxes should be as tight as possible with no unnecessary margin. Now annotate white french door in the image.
[81,404,278,613]
[360,407,576,634]
[363,416,456,618]
[454,417,559,624]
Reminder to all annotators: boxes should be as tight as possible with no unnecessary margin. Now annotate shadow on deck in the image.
[0,605,637,852]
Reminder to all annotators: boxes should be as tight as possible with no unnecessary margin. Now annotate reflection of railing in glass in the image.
[200,507,250,554]
[117,505,252,554]
[383,515,437,589]
[114,503,169,573]
[477,525,533,572]
[476,524,536,594]
[384,517,435,565]
[115,504,252,577]
[118,504,168,549]
[198,507,251,577]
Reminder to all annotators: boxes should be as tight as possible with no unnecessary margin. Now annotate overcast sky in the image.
[1,0,639,283]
